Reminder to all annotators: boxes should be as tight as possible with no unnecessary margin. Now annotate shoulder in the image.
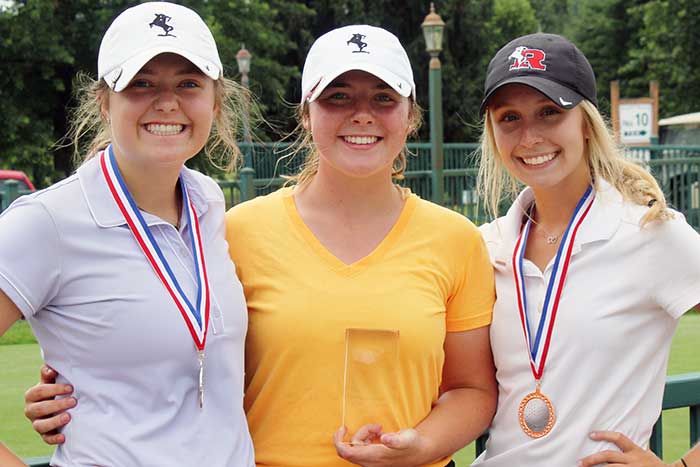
[182,167,225,203]
[226,186,291,225]
[411,195,482,241]
[643,208,699,244]
[4,173,82,221]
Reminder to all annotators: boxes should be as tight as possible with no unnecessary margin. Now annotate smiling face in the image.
[488,84,591,193]
[305,70,411,180]
[101,53,217,172]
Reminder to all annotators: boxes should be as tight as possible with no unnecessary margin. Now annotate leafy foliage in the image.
[0,0,698,184]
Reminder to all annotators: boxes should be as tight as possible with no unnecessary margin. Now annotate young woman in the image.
[474,32,700,467]
[23,24,498,467]
[0,2,254,466]
[226,24,497,467]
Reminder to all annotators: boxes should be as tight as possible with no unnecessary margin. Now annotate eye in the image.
[375,93,396,103]
[179,79,200,89]
[321,91,350,103]
[127,78,152,89]
[499,112,519,123]
[541,106,561,117]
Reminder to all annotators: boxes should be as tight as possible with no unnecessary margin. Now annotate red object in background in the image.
[0,170,36,191]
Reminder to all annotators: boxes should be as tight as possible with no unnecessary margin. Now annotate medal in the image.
[198,350,205,408]
[518,385,555,438]
[512,185,595,438]
[100,146,211,408]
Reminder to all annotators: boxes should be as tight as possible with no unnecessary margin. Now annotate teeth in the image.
[344,136,378,145]
[146,123,184,136]
[522,152,556,165]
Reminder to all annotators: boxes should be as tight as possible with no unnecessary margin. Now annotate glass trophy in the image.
[341,328,400,444]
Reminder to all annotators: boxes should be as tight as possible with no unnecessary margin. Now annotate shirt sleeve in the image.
[0,197,62,318]
[649,213,700,318]
[446,227,496,332]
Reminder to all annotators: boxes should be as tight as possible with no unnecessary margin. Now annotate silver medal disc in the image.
[522,397,550,432]
[518,389,555,438]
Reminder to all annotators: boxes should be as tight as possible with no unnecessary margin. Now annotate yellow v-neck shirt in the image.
[226,187,494,467]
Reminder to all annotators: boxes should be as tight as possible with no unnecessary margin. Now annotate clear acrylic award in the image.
[341,328,400,444]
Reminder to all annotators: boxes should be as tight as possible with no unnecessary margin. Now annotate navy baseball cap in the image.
[480,33,597,117]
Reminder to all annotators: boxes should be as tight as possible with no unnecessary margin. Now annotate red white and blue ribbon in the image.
[99,145,210,351]
[512,185,594,381]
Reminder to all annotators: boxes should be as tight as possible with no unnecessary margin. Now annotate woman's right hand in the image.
[24,364,76,445]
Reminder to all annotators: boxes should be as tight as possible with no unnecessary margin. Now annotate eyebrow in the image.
[326,81,393,90]
[137,64,203,76]
[489,96,552,111]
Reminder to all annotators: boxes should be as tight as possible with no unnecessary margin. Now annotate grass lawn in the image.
[1,316,698,464]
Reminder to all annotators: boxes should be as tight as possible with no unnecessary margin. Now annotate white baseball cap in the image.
[300,25,416,103]
[98,2,222,92]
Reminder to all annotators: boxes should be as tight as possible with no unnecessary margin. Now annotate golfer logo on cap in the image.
[346,33,369,54]
[508,46,546,71]
[149,13,176,37]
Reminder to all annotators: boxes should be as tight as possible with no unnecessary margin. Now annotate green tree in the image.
[624,0,700,117]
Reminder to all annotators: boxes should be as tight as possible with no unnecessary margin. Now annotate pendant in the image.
[198,350,205,408]
[545,235,558,244]
[518,387,555,438]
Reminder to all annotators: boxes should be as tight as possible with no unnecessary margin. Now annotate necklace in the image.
[524,204,565,245]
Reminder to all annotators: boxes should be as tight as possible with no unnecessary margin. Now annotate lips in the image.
[145,123,185,136]
[520,152,558,166]
[342,135,379,145]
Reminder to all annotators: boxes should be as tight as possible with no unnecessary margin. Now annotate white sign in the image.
[619,102,653,144]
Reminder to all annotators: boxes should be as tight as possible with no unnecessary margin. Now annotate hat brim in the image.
[102,46,221,92]
[479,75,585,118]
[304,63,414,103]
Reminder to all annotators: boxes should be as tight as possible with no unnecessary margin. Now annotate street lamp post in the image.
[421,3,446,206]
[236,45,255,201]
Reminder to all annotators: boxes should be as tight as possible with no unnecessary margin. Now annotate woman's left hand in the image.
[578,431,671,467]
[334,425,432,467]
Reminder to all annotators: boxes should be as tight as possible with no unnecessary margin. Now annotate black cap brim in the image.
[479,75,586,118]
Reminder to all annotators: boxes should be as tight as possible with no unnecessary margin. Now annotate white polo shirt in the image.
[474,179,700,467]
[0,156,254,467]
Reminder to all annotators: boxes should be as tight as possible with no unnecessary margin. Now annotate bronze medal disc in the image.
[518,389,555,438]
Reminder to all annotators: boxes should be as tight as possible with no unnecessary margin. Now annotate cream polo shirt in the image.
[0,156,254,467]
[473,179,700,467]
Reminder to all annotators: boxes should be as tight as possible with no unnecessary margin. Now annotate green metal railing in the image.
[223,143,700,229]
[23,373,700,466]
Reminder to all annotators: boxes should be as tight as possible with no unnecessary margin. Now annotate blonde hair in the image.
[284,98,423,186]
[66,72,249,171]
[477,99,670,226]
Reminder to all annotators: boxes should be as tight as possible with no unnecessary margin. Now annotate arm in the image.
[0,442,27,467]
[3,288,75,445]
[334,326,498,467]
[579,432,700,467]
[0,288,22,336]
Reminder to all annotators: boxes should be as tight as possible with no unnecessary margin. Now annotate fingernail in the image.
[61,413,70,422]
[64,385,73,392]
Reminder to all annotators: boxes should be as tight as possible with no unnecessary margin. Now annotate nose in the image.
[519,122,543,148]
[153,88,179,113]
[351,99,374,125]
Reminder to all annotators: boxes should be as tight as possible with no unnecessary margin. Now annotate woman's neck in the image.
[529,175,593,232]
[295,165,403,220]
[114,155,183,226]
